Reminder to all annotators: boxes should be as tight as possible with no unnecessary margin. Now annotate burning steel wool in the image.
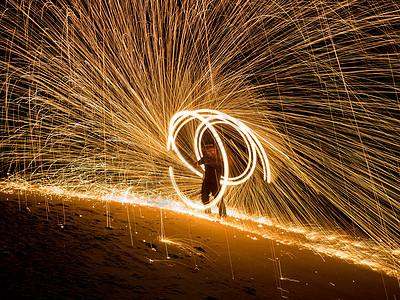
[1,0,400,278]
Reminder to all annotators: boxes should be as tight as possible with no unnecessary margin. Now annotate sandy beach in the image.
[0,189,399,299]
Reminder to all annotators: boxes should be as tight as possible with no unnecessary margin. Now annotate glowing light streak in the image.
[168,111,229,209]
[168,109,271,209]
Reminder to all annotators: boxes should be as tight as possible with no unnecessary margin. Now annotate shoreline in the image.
[1,189,399,299]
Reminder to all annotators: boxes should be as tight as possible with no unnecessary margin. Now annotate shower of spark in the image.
[1,0,399,276]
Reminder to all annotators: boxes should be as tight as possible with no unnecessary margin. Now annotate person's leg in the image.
[218,198,226,217]
[201,182,211,214]
[211,182,226,217]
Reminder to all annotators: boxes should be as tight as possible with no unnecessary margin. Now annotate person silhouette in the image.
[196,143,227,217]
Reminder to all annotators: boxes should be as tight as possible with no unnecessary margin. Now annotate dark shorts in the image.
[201,181,220,205]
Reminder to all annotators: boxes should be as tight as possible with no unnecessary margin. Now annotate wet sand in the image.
[0,190,399,299]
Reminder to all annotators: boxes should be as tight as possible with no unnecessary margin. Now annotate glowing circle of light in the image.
[167,109,271,210]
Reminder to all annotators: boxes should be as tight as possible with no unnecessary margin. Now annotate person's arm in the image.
[196,156,204,167]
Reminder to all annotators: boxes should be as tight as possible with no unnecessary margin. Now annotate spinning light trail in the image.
[1,0,400,277]
[167,109,271,209]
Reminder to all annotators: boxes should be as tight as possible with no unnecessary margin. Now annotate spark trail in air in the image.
[0,0,399,277]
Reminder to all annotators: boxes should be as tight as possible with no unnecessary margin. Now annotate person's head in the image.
[204,144,217,157]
